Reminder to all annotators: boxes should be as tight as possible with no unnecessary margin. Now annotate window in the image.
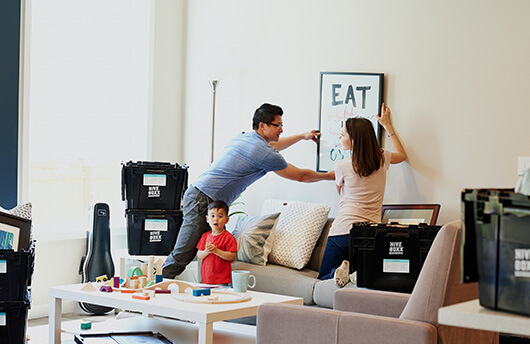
[26,1,153,237]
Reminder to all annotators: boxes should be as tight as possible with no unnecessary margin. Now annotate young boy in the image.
[196,200,237,285]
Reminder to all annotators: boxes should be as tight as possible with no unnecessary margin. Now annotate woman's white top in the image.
[328,149,392,237]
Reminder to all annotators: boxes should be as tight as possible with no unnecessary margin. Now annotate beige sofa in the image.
[232,218,346,307]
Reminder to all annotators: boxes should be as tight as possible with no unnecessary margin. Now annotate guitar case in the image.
[79,203,115,314]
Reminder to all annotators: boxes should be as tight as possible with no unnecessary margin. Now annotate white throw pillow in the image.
[268,201,331,270]
[0,202,32,220]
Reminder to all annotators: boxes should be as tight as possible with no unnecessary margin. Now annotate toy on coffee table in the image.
[81,256,252,304]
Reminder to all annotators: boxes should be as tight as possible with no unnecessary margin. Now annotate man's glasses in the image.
[265,122,283,129]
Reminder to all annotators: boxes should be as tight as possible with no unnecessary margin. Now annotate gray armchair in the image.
[256,221,498,344]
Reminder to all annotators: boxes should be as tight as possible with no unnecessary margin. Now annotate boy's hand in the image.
[205,242,217,253]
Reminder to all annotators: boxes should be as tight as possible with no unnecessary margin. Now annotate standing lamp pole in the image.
[209,80,219,164]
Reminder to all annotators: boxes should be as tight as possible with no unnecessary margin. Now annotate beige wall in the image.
[182,0,530,223]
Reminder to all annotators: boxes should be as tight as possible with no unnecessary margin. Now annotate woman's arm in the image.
[377,103,407,164]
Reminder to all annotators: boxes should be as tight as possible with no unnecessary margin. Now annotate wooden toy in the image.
[95,275,108,282]
[193,288,211,297]
[147,256,154,281]
[99,286,113,293]
[132,294,150,301]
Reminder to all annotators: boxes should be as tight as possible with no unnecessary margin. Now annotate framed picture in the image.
[317,72,384,172]
[0,212,31,251]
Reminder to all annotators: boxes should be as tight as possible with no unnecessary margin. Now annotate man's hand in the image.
[303,130,320,144]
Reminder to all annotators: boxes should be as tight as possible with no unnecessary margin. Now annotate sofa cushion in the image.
[231,213,280,266]
[233,261,319,305]
[268,201,331,270]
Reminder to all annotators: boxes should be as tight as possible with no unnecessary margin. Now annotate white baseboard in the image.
[28,300,77,320]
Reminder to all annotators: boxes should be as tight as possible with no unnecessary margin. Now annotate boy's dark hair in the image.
[252,103,283,130]
[207,200,229,215]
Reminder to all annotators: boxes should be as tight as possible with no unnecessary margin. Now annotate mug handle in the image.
[248,274,256,289]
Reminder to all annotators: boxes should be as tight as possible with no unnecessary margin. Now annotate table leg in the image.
[198,321,213,344]
[49,295,62,344]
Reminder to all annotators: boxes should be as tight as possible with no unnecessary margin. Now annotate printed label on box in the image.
[0,312,5,326]
[388,241,404,255]
[0,260,6,274]
[143,174,167,187]
[149,231,162,243]
[147,186,160,198]
[145,219,168,231]
[514,248,530,278]
[383,259,410,273]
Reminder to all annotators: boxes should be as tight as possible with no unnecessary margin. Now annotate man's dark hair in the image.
[252,103,283,130]
[207,200,230,215]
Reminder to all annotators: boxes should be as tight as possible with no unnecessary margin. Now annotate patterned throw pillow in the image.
[268,201,331,270]
[231,213,280,266]
[0,202,32,220]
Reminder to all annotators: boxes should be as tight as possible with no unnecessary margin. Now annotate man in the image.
[163,103,335,278]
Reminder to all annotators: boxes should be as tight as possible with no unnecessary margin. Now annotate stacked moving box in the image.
[121,161,188,256]
[0,212,34,343]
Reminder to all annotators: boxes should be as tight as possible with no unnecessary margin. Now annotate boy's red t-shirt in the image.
[197,230,237,284]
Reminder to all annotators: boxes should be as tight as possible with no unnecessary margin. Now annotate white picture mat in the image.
[382,209,436,225]
[318,72,383,172]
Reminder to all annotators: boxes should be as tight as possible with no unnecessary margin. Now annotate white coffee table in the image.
[49,283,303,344]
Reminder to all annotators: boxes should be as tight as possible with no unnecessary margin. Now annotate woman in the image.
[318,103,407,287]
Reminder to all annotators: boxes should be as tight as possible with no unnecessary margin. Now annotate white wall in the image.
[26,0,530,318]
[182,0,530,223]
[26,0,186,318]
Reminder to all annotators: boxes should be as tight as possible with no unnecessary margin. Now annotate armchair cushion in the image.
[257,303,437,344]
[334,288,410,318]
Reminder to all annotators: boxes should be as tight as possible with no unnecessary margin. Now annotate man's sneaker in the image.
[334,260,350,288]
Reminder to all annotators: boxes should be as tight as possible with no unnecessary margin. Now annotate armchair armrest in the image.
[334,288,410,318]
[257,303,437,344]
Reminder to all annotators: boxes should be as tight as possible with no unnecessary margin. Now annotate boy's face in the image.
[206,207,229,232]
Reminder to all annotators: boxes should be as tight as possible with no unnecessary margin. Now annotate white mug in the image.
[231,270,256,293]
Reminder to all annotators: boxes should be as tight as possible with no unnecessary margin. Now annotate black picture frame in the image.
[317,72,384,172]
[0,212,32,251]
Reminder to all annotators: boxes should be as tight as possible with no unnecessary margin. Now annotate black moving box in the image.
[462,188,530,316]
[0,299,30,344]
[0,245,35,301]
[121,161,188,210]
[350,223,440,293]
[126,209,183,256]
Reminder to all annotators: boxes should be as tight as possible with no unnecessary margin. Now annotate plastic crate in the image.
[350,223,440,293]
[126,209,183,256]
[0,299,30,344]
[462,188,530,316]
[0,243,35,301]
[121,161,188,210]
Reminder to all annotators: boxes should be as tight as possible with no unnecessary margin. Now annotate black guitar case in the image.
[79,203,115,314]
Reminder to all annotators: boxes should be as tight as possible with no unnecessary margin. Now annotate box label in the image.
[514,248,530,278]
[0,260,6,274]
[388,241,404,255]
[145,219,168,231]
[383,259,410,273]
[0,312,5,326]
[143,174,167,187]
[149,231,162,243]
[147,186,160,198]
